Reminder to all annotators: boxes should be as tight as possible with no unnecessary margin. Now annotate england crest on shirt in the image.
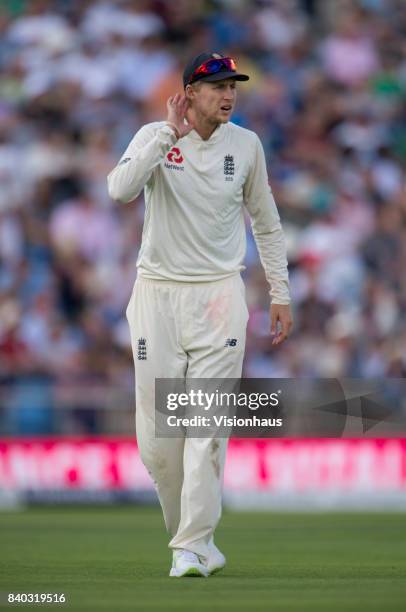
[224,154,234,181]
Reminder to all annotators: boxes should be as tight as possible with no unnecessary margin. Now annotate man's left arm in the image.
[243,134,293,346]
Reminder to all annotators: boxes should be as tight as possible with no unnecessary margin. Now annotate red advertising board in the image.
[1,438,406,497]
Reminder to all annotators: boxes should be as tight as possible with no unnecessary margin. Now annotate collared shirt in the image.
[107,121,290,304]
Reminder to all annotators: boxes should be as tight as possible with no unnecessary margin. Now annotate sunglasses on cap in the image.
[188,57,237,84]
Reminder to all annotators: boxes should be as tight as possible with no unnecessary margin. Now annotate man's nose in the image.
[224,87,235,100]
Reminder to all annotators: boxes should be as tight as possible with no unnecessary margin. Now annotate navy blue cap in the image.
[183,52,249,88]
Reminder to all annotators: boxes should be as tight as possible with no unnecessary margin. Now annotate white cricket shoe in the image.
[207,540,226,575]
[169,549,209,578]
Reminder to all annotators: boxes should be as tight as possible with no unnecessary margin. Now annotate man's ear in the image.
[185,84,194,102]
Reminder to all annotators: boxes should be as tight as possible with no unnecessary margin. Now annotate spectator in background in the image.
[321,11,380,86]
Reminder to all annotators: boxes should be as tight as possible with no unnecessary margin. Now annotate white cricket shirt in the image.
[107,121,290,304]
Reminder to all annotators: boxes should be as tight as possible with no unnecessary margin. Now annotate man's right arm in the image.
[107,123,178,204]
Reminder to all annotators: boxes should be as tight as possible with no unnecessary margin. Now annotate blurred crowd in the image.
[0,0,405,432]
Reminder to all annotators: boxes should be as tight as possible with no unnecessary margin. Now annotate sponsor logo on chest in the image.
[165,147,184,171]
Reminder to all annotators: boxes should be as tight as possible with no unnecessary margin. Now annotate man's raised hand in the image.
[166,93,194,138]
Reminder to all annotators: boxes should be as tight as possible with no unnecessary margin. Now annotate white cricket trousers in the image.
[126,273,248,562]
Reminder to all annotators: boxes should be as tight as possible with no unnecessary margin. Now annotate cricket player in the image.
[107,52,292,577]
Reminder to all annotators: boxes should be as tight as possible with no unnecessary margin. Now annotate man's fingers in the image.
[272,332,287,346]
[272,318,292,345]
[280,318,292,339]
[272,323,288,345]
[270,310,278,335]
[178,96,189,117]
[269,303,293,345]
[167,94,181,108]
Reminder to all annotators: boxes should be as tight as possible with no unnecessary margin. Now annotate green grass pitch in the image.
[1,506,405,611]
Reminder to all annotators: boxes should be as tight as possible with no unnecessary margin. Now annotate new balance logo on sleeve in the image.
[224,338,237,347]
